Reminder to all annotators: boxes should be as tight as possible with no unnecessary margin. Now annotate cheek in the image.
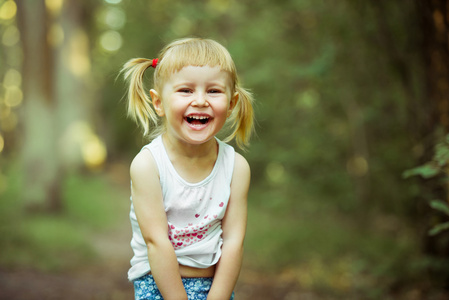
[214,102,231,118]
[164,100,186,120]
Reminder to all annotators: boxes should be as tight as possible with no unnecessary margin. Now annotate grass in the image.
[0,161,129,272]
[243,185,425,298]
[63,173,128,229]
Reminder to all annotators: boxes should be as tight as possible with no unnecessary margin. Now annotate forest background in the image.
[1,0,449,299]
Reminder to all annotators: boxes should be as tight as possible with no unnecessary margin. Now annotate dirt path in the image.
[0,167,316,300]
[0,204,134,299]
[0,216,316,300]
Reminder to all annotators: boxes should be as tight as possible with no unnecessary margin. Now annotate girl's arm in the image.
[207,153,250,300]
[130,149,188,300]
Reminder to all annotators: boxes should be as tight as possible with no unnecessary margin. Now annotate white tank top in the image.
[128,135,235,281]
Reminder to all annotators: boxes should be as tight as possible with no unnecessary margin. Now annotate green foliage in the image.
[245,185,422,297]
[428,200,449,236]
[403,135,449,236]
[428,222,449,236]
[402,162,441,179]
[63,173,128,229]
[403,134,449,179]
[403,135,449,180]
[430,200,449,216]
[436,135,449,159]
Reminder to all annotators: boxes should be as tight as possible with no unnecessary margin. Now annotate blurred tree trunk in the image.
[417,0,449,287]
[16,0,62,212]
[422,0,449,134]
[421,0,449,227]
[53,0,93,169]
[16,0,93,212]
[421,0,449,211]
[419,0,449,209]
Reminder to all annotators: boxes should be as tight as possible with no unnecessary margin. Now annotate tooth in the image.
[187,115,209,120]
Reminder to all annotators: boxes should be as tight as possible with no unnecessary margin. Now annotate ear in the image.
[150,89,165,117]
[228,92,239,117]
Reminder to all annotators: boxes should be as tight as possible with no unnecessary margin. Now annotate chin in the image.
[181,130,218,144]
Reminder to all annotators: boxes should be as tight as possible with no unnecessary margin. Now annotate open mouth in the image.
[185,115,211,126]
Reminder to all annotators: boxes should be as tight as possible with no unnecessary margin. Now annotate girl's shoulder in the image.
[130,136,164,177]
[232,152,250,181]
[130,147,159,181]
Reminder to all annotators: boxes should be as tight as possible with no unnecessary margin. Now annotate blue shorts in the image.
[133,274,234,300]
[133,274,235,300]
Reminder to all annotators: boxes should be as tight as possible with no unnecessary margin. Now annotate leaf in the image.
[434,143,449,167]
[402,163,440,179]
[430,200,449,216]
[428,222,449,236]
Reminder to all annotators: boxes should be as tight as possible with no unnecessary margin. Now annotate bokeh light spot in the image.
[1,111,18,132]
[3,68,21,87]
[266,162,286,184]
[296,89,319,109]
[2,25,20,47]
[62,121,108,170]
[104,7,126,29]
[100,30,122,52]
[104,0,122,4]
[207,0,231,13]
[82,136,107,170]
[48,23,64,47]
[0,0,17,20]
[171,17,192,36]
[346,155,369,177]
[4,86,22,107]
[0,134,4,153]
[45,0,63,16]
[0,106,11,121]
[67,29,90,76]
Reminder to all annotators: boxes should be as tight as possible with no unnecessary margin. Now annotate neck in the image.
[161,134,219,184]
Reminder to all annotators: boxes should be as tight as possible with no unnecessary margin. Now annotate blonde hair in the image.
[122,37,254,149]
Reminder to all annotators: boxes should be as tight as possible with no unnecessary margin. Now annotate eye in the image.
[208,89,222,94]
[178,88,192,93]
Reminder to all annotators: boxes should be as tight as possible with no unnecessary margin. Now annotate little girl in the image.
[122,38,255,300]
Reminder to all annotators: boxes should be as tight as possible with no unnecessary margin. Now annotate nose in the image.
[192,92,209,107]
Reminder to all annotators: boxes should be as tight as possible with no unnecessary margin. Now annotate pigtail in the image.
[225,85,255,150]
[121,58,159,136]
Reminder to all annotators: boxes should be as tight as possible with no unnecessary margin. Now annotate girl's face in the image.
[150,65,238,147]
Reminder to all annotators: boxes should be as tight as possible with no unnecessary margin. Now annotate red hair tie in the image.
[151,58,158,68]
